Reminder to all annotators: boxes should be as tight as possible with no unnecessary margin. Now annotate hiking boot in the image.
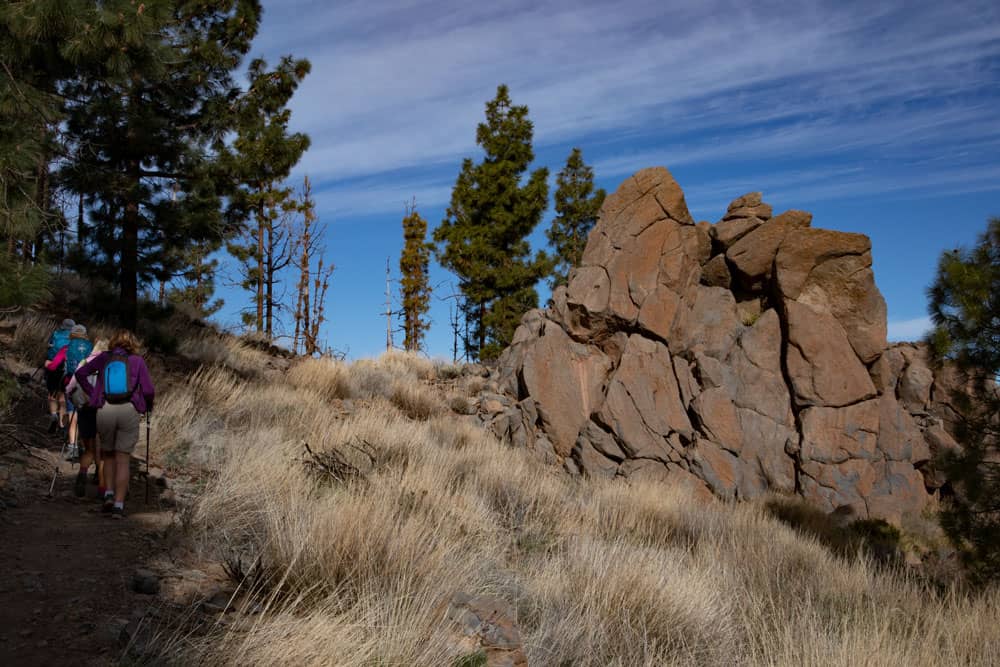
[101,499,114,514]
[65,443,79,462]
[74,474,86,498]
[110,506,125,520]
[47,417,58,434]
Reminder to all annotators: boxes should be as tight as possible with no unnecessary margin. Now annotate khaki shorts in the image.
[97,401,140,454]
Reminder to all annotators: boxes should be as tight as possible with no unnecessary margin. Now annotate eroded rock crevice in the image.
[489,166,961,522]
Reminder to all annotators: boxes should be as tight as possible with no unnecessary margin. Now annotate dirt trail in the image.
[0,385,175,666]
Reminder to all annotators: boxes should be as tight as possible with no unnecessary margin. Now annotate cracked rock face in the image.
[491,166,961,522]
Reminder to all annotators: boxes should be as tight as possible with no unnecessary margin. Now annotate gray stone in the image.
[131,569,160,595]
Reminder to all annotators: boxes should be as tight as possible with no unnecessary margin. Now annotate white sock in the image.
[113,501,124,510]
[104,490,114,500]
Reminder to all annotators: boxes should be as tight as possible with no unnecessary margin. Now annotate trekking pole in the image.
[47,440,68,497]
[145,410,151,505]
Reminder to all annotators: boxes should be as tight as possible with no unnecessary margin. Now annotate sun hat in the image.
[61,318,76,329]
[70,324,88,338]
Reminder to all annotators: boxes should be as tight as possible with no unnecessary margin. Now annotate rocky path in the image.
[0,387,175,666]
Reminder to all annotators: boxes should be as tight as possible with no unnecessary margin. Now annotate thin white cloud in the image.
[887,316,933,342]
[257,0,1000,184]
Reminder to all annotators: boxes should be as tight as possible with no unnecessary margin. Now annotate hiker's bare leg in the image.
[47,394,58,416]
[68,411,78,445]
[78,437,95,472]
[57,394,67,428]
[102,451,116,499]
[114,451,130,504]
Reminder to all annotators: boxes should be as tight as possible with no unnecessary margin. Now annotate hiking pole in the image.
[47,440,68,497]
[145,410,151,505]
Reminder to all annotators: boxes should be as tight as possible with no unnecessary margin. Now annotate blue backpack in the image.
[103,353,137,404]
[65,338,93,377]
[47,328,71,361]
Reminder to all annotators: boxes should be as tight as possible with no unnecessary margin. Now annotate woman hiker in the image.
[44,318,75,434]
[63,324,94,462]
[75,330,155,519]
[67,339,107,498]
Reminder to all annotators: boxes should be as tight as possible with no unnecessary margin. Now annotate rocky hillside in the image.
[488,167,959,522]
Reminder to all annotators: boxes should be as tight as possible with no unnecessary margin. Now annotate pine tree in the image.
[0,2,84,305]
[547,147,605,288]
[928,217,1000,581]
[57,0,263,329]
[399,201,433,352]
[166,244,224,318]
[433,84,550,361]
[225,55,310,339]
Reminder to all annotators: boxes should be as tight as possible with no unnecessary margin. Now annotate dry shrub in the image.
[177,332,230,367]
[461,375,487,397]
[178,331,271,378]
[286,357,351,401]
[389,378,442,420]
[377,349,436,380]
[10,312,55,364]
[434,361,463,380]
[447,394,471,414]
[347,361,394,399]
[348,350,439,401]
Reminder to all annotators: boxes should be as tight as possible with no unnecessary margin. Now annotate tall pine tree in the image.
[58,0,262,329]
[434,84,549,361]
[547,147,605,288]
[928,217,1000,581]
[399,201,432,352]
[225,55,311,339]
[0,2,84,305]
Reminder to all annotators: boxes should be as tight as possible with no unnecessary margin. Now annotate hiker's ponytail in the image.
[108,330,142,354]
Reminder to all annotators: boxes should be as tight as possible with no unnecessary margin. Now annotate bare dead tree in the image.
[291,176,334,356]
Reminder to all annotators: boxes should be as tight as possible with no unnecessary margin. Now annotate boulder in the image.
[439,593,528,667]
[723,192,773,221]
[776,228,886,363]
[595,335,690,460]
[700,254,731,288]
[521,323,610,457]
[727,210,812,288]
[691,388,742,454]
[784,300,877,408]
[713,217,762,251]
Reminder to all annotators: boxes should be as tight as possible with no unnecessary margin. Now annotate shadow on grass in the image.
[764,495,902,565]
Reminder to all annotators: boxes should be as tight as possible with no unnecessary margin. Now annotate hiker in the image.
[66,337,105,498]
[75,330,155,519]
[44,318,74,433]
[62,324,94,462]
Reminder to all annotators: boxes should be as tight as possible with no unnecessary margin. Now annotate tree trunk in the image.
[121,160,140,330]
[77,192,85,252]
[265,221,274,339]
[478,301,486,361]
[256,201,265,333]
[195,255,205,311]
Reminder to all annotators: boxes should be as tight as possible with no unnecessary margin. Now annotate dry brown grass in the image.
[286,356,352,401]
[389,378,442,420]
[10,312,55,364]
[146,354,1000,666]
[177,331,272,378]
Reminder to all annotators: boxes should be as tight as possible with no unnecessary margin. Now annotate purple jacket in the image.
[75,347,155,413]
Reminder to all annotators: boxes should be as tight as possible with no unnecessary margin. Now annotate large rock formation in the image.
[491,167,960,522]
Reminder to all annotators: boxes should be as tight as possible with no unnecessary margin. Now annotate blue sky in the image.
[212,0,1000,359]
